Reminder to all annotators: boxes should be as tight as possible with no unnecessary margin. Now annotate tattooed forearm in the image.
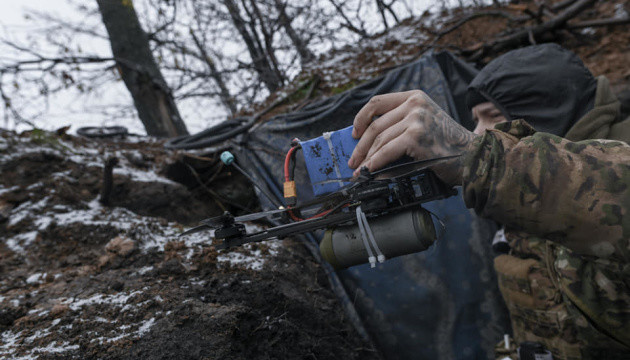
[350,90,478,186]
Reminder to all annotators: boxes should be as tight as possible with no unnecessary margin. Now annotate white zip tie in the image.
[360,210,386,263]
[322,131,344,189]
[356,206,376,268]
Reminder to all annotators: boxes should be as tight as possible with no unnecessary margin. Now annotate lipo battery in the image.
[299,126,358,196]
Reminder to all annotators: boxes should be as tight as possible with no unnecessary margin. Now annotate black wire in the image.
[164,117,254,150]
[232,162,283,208]
[289,145,300,181]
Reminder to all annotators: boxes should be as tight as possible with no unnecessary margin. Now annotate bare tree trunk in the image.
[272,0,315,64]
[189,30,237,116]
[245,0,285,86]
[223,0,283,92]
[96,0,188,138]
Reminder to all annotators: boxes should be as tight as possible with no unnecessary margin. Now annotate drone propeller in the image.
[179,212,235,237]
[312,155,460,186]
[233,208,288,222]
[180,224,214,236]
[312,177,355,185]
[200,212,234,227]
[181,207,298,237]
[372,155,461,180]
[311,167,378,187]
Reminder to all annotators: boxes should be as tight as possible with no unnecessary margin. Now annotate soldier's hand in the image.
[348,90,477,186]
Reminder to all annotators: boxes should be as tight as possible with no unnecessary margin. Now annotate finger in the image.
[363,117,407,161]
[353,132,414,177]
[352,91,419,138]
[349,102,410,168]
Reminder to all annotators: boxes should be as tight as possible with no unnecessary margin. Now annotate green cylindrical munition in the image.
[319,208,436,269]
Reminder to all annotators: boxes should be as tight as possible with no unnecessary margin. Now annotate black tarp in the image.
[176,51,511,359]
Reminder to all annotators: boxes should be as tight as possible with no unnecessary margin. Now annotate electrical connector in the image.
[284,181,297,206]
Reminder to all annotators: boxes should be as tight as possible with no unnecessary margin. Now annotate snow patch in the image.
[32,341,79,354]
[137,266,154,275]
[0,331,23,358]
[114,164,177,185]
[26,273,46,285]
[138,317,155,335]
[63,290,142,311]
[216,240,280,271]
[6,231,38,254]
[25,329,51,343]
[8,196,50,226]
[0,185,20,196]
[34,216,53,231]
[89,317,156,345]
[27,308,49,317]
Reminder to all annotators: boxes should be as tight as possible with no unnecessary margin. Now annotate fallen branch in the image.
[511,0,580,22]
[567,16,630,29]
[550,0,580,12]
[432,10,517,44]
[467,0,597,61]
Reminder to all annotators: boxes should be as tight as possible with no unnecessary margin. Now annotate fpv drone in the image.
[181,142,458,253]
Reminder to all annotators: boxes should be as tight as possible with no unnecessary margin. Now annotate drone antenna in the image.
[220,151,283,208]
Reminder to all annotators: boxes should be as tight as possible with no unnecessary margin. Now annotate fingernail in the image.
[348,158,354,168]
[352,129,357,138]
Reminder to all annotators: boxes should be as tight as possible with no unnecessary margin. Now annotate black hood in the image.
[466,43,597,136]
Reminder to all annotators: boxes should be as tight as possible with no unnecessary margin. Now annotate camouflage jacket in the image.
[462,120,630,360]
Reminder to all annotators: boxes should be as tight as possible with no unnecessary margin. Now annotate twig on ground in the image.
[184,163,252,213]
[100,156,119,206]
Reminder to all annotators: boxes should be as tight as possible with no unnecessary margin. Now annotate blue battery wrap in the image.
[299,125,358,196]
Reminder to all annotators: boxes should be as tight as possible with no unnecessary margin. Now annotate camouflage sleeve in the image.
[462,120,630,263]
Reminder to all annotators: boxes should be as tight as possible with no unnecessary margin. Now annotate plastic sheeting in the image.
[228,51,510,359]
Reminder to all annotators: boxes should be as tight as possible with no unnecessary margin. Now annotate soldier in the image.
[348,44,630,359]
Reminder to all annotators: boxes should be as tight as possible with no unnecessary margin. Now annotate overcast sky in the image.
[0,1,156,135]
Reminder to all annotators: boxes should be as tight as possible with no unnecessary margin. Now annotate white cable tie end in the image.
[377,254,386,263]
[322,132,332,140]
[369,257,376,268]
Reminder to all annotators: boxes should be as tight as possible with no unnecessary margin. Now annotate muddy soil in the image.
[0,129,380,359]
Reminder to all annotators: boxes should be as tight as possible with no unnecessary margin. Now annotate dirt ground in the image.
[0,129,381,359]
